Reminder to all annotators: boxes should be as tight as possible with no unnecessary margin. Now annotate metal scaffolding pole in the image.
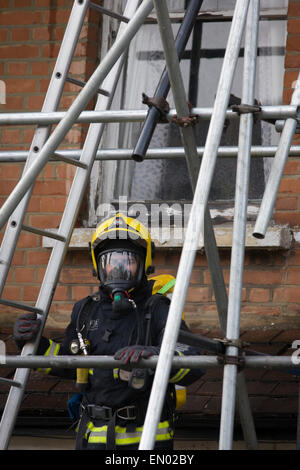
[0,355,298,371]
[0,0,154,232]
[132,0,203,162]
[2,145,300,163]
[139,0,250,450]
[253,71,300,239]
[0,105,297,126]
[219,0,260,450]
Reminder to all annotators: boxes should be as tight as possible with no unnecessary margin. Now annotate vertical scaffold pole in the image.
[139,0,250,450]
[219,0,260,450]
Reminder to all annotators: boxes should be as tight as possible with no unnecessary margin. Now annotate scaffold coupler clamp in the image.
[142,93,170,123]
[216,338,249,372]
[171,101,199,128]
[231,102,261,123]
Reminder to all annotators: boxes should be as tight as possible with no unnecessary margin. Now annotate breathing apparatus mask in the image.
[97,247,145,312]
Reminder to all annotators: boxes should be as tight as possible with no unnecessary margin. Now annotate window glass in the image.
[87,0,287,226]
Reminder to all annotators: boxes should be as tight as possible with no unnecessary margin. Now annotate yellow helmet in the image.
[90,213,154,280]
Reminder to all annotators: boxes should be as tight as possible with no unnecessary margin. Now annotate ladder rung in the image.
[52,152,88,169]
[0,377,22,388]
[66,76,110,97]
[0,298,43,314]
[89,3,129,23]
[22,224,66,242]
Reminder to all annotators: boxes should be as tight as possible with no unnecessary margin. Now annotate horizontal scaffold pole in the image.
[0,106,297,126]
[1,146,300,163]
[0,355,299,370]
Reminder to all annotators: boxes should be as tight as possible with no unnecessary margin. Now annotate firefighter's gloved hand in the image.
[13,313,41,350]
[114,345,160,365]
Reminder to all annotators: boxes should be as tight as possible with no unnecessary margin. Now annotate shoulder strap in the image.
[76,295,96,336]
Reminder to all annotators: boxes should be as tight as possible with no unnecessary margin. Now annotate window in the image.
[85,0,288,229]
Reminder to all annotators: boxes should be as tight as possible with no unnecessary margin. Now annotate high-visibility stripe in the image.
[37,339,60,374]
[85,420,173,445]
[169,350,190,383]
[157,278,175,295]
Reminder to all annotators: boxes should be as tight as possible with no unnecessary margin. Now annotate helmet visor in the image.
[98,250,143,286]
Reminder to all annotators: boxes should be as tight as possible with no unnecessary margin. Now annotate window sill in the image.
[42,223,292,251]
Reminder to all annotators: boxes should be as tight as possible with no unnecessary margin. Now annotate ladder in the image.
[0,0,298,451]
[0,0,153,449]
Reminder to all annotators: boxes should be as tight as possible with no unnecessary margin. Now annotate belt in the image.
[84,404,137,421]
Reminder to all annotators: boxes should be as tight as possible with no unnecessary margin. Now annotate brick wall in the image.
[0,0,101,329]
[1,0,300,425]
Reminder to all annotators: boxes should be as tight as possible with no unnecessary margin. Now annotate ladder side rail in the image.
[139,0,250,450]
[253,71,300,239]
[0,0,90,296]
[218,0,260,451]
[0,0,154,232]
[0,0,149,449]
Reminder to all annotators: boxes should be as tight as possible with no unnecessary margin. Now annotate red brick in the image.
[28,213,61,228]
[275,196,298,210]
[241,305,281,316]
[274,211,300,226]
[1,129,22,145]
[30,61,50,75]
[18,233,38,248]
[71,285,92,301]
[286,36,300,53]
[286,267,300,283]
[60,268,95,284]
[11,28,30,41]
[285,54,300,69]
[6,78,37,93]
[26,94,45,109]
[0,11,43,26]
[186,286,211,303]
[7,62,28,75]
[26,250,50,266]
[33,180,67,196]
[249,288,271,303]
[288,3,300,17]
[15,267,36,283]
[32,26,51,41]
[2,285,21,300]
[273,286,300,303]
[279,178,300,194]
[288,19,300,34]
[0,44,40,59]
[23,285,40,301]
[0,164,22,179]
[53,285,68,301]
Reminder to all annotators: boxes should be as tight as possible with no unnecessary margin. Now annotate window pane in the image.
[87,1,287,225]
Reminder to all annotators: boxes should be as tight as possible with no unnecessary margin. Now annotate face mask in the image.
[97,250,144,311]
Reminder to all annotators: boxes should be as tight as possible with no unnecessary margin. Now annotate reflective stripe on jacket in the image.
[84,420,173,446]
[38,339,60,374]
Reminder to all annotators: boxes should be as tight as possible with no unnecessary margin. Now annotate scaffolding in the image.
[0,0,299,451]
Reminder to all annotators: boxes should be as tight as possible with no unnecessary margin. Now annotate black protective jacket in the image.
[38,279,204,423]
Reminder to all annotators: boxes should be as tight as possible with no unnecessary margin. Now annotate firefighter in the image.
[13,213,205,450]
